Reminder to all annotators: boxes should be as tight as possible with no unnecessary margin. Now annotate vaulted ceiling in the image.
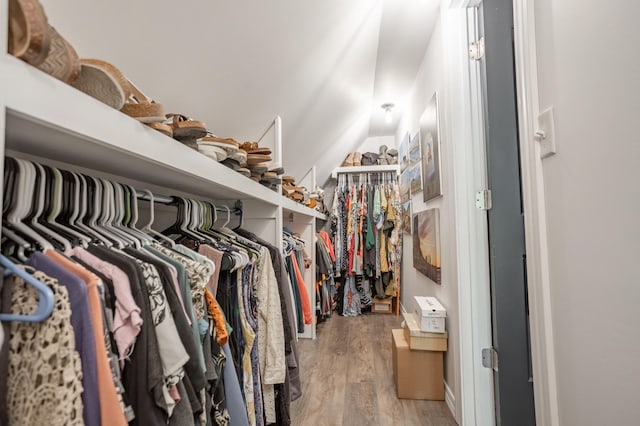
[41,0,439,184]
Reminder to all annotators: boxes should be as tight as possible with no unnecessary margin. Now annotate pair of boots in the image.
[342,152,362,167]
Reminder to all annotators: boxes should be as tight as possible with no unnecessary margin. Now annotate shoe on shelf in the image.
[228,150,248,166]
[200,135,240,153]
[342,152,355,167]
[197,143,227,162]
[8,0,50,66]
[165,114,207,140]
[71,58,165,125]
[36,26,80,84]
[353,152,362,166]
[147,122,173,138]
[237,167,251,178]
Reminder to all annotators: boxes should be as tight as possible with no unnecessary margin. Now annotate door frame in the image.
[512,1,560,425]
[444,1,561,425]
[441,0,494,425]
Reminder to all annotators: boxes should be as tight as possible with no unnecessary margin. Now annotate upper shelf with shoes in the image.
[1,55,327,219]
[2,0,327,219]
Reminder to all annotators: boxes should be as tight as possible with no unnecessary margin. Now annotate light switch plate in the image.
[537,107,556,158]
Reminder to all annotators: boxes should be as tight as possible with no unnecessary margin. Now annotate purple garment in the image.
[27,252,101,426]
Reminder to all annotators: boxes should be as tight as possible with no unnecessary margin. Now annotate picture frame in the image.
[398,131,410,173]
[401,200,412,234]
[412,208,441,284]
[399,132,411,203]
[420,92,442,202]
[408,131,422,194]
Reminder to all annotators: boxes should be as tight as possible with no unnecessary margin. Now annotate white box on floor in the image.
[414,296,446,333]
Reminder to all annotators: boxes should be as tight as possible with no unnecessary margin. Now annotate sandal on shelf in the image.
[120,78,165,123]
[35,26,80,84]
[240,141,258,152]
[228,150,247,166]
[200,134,240,150]
[146,122,173,137]
[71,59,165,124]
[197,143,227,162]
[247,147,271,155]
[166,114,207,140]
[70,59,127,109]
[247,154,272,165]
[237,167,251,178]
[248,164,268,174]
[8,0,50,66]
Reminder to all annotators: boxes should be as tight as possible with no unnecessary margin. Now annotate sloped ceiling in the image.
[41,0,439,185]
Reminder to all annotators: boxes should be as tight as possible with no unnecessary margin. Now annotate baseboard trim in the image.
[444,381,456,419]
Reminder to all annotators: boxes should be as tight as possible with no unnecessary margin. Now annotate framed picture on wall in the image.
[398,131,410,172]
[420,93,442,202]
[399,132,411,203]
[401,200,412,234]
[412,208,441,284]
[408,131,422,194]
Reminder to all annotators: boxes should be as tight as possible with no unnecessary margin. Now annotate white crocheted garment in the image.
[7,268,84,426]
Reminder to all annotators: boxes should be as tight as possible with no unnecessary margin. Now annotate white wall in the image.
[534,1,640,424]
[394,15,461,415]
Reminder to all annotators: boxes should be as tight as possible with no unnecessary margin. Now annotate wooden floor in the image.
[290,313,458,426]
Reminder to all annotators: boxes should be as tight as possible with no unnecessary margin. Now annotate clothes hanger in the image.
[4,159,54,251]
[106,179,142,248]
[74,173,114,248]
[121,184,153,244]
[140,189,176,248]
[95,178,130,247]
[108,182,142,249]
[220,205,231,229]
[87,176,125,249]
[56,169,93,246]
[24,161,72,251]
[0,254,54,323]
[2,158,38,251]
[44,165,90,248]
[1,228,30,262]
[168,197,209,242]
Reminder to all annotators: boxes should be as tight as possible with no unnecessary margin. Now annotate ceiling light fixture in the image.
[381,103,395,124]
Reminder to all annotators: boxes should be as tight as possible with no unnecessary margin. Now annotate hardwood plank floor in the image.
[291,314,458,425]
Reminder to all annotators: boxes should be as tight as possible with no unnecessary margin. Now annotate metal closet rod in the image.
[135,191,243,213]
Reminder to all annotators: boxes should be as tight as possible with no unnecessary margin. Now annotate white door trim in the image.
[441,0,495,424]
[512,2,560,425]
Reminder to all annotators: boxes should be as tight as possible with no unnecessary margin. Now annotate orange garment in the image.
[290,252,312,325]
[205,288,229,346]
[318,231,335,261]
[45,250,128,426]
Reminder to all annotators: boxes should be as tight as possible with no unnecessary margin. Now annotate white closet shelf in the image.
[281,197,327,220]
[2,55,322,219]
[331,164,400,178]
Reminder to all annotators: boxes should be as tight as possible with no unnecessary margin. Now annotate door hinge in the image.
[469,37,485,61]
[482,347,499,371]
[475,189,492,210]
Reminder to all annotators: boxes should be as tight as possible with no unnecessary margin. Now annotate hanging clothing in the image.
[46,249,130,426]
[1,156,303,426]
[288,252,312,326]
[5,267,85,425]
[331,173,403,315]
[26,252,102,426]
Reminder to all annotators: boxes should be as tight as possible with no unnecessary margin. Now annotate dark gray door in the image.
[479,0,536,424]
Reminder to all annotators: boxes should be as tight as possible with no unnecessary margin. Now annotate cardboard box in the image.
[414,296,447,333]
[392,329,445,400]
[402,311,448,351]
[372,297,393,314]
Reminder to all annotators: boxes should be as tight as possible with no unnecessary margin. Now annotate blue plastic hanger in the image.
[0,254,55,323]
